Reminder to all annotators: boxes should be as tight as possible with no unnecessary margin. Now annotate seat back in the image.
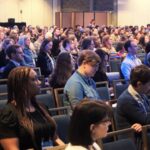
[109,59,122,72]
[36,87,56,109]
[98,128,137,150]
[106,72,120,84]
[0,84,7,94]
[113,79,129,99]
[53,114,70,143]
[96,81,110,101]
[0,99,7,110]
[0,92,8,100]
[103,139,137,150]
[54,88,64,107]
[142,125,150,150]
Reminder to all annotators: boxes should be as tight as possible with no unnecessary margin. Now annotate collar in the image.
[10,60,20,67]
[127,53,137,59]
[128,84,141,101]
[76,71,91,81]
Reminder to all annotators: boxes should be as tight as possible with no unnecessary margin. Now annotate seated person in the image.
[37,39,55,77]
[1,44,24,79]
[49,52,73,88]
[116,65,150,132]
[121,39,142,80]
[64,50,101,105]
[0,67,64,150]
[66,99,111,150]
[92,49,109,82]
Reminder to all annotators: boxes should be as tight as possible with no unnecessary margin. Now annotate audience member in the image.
[92,49,109,82]
[51,39,61,59]
[101,35,116,55]
[81,38,95,51]
[49,52,73,88]
[121,39,142,80]
[0,67,64,149]
[64,50,100,105]
[116,65,150,132]
[18,36,35,67]
[115,42,126,59]
[66,99,111,150]
[1,44,24,78]
[36,39,55,77]
[0,38,14,71]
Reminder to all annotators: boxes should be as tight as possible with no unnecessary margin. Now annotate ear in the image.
[90,124,95,132]
[11,53,16,59]
[137,81,142,87]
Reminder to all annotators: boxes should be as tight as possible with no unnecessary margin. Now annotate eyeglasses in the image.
[90,63,100,68]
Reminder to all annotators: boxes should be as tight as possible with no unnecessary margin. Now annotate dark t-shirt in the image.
[0,104,55,150]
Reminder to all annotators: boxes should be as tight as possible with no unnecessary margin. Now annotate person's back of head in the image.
[6,44,21,59]
[116,42,125,52]
[81,38,92,50]
[130,65,150,87]
[2,38,14,52]
[50,52,72,87]
[39,38,51,53]
[62,38,70,49]
[78,50,100,66]
[124,40,131,52]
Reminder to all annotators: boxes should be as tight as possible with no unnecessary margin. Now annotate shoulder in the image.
[118,90,136,107]
[66,72,81,83]
[0,104,18,127]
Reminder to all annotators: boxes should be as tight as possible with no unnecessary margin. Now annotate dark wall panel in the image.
[61,0,90,12]
[93,0,114,11]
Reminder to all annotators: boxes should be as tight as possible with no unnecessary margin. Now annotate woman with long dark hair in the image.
[0,67,64,150]
[37,38,55,77]
[49,52,73,88]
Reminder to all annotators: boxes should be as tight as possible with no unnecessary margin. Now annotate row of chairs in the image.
[0,79,129,111]
[45,109,150,150]
[48,104,150,150]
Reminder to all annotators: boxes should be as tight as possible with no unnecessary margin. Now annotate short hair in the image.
[130,65,150,87]
[116,42,125,52]
[124,40,132,52]
[69,99,112,147]
[78,50,100,66]
[81,38,92,50]
[40,39,51,52]
[62,38,70,49]
[6,44,21,59]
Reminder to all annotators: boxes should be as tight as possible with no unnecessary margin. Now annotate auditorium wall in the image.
[0,0,60,27]
[118,0,150,26]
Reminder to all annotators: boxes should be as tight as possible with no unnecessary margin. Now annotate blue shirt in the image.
[23,47,35,67]
[121,54,142,80]
[64,71,100,105]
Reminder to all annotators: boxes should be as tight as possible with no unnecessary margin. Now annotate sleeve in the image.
[120,98,150,125]
[0,105,19,139]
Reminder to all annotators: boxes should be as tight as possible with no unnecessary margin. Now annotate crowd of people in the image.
[0,22,150,149]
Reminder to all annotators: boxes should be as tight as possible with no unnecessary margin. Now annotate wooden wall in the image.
[55,12,109,28]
